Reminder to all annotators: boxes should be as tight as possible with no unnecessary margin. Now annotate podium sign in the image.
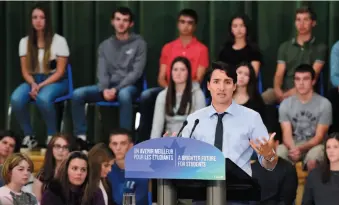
[125,137,225,180]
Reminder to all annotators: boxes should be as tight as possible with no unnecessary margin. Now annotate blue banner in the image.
[125,137,225,180]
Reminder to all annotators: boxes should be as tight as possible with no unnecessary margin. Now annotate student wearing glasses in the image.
[32,134,71,202]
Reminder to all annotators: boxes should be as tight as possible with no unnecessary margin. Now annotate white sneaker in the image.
[21,136,38,150]
[46,136,53,146]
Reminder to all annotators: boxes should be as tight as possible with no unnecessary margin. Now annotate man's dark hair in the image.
[294,64,315,80]
[206,61,237,84]
[178,8,198,24]
[296,6,317,21]
[111,7,134,22]
[109,128,133,143]
[0,130,21,153]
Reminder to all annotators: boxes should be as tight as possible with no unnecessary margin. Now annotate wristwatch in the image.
[265,150,277,162]
[265,155,276,162]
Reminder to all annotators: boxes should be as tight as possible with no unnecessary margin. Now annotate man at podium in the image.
[181,61,278,177]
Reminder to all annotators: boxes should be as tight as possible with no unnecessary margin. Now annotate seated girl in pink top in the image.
[0,153,38,205]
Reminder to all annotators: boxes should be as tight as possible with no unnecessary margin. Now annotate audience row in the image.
[0,129,338,205]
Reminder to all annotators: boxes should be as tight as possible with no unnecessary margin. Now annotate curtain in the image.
[1,1,338,142]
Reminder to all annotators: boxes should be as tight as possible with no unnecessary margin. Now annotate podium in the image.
[125,137,260,205]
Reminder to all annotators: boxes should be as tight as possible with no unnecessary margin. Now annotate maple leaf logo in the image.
[149,139,186,171]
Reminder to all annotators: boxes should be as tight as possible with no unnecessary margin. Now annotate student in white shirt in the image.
[10,3,70,149]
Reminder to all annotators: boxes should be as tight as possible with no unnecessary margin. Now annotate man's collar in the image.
[208,100,236,117]
[175,36,197,47]
[291,36,316,45]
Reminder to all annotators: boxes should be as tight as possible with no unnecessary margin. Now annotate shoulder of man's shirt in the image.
[98,37,113,49]
[279,39,292,48]
[332,40,339,50]
[186,103,261,120]
[195,39,209,50]
[280,95,296,107]
[313,93,332,107]
[186,106,211,120]
[131,34,147,45]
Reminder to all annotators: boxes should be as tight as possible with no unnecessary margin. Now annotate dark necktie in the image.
[214,112,226,151]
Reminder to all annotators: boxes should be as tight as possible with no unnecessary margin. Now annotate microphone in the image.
[177,120,188,137]
[189,119,200,139]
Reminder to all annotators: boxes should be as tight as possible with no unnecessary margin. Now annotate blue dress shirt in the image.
[330,41,339,87]
[181,101,273,176]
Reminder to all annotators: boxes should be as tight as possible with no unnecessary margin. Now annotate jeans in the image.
[10,74,68,136]
[71,85,139,136]
[137,87,163,142]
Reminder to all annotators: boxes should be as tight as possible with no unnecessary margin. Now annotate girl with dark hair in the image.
[150,56,206,138]
[33,134,71,202]
[41,151,102,205]
[218,13,262,76]
[10,2,70,149]
[302,133,339,205]
[84,143,116,205]
[233,62,277,136]
[233,62,265,118]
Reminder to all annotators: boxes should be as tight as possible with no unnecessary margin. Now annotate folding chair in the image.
[84,75,148,130]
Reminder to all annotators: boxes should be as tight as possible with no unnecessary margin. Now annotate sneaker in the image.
[21,136,38,150]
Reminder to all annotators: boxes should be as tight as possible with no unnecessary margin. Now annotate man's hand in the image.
[29,83,40,100]
[250,132,276,160]
[274,88,284,103]
[163,131,177,137]
[283,88,296,99]
[288,147,301,162]
[103,88,116,101]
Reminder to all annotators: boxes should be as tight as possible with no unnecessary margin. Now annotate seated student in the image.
[0,130,19,165]
[41,151,103,205]
[302,132,339,205]
[0,130,21,187]
[107,128,149,205]
[278,64,332,171]
[233,62,266,121]
[252,135,298,205]
[138,8,209,142]
[327,41,339,133]
[233,62,278,140]
[71,7,147,147]
[10,3,70,149]
[150,56,206,138]
[262,6,326,105]
[218,14,262,76]
[85,143,116,205]
[33,134,71,202]
[0,153,38,205]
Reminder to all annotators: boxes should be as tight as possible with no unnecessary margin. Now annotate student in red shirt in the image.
[137,9,209,142]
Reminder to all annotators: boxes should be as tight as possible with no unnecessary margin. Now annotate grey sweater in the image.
[97,33,147,91]
[150,83,206,138]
